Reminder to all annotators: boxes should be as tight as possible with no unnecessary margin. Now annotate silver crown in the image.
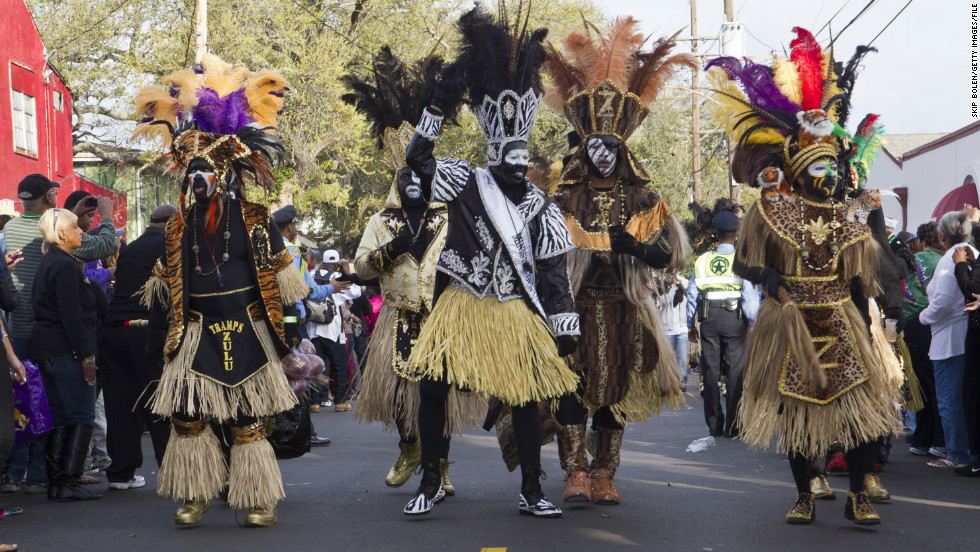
[474,89,541,165]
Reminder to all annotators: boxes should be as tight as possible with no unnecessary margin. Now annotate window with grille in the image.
[11,89,38,155]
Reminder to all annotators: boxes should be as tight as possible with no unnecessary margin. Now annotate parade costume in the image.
[402,5,580,518]
[542,17,694,504]
[705,27,902,525]
[342,47,484,490]
[133,55,304,527]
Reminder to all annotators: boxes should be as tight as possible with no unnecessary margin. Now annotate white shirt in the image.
[307,269,362,343]
[658,276,688,335]
[919,243,978,360]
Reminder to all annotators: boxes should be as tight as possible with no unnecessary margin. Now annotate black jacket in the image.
[29,247,99,361]
[105,227,165,326]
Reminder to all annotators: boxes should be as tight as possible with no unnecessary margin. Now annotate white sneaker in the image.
[108,475,146,490]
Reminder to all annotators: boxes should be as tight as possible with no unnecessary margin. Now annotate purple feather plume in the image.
[192,88,253,134]
[706,56,801,116]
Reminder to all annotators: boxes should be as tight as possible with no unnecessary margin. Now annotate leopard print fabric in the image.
[759,197,873,403]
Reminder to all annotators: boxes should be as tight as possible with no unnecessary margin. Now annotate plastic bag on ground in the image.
[686,436,716,453]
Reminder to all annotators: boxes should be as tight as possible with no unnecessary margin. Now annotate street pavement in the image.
[2,387,978,552]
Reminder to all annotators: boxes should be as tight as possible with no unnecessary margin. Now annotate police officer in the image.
[687,211,758,437]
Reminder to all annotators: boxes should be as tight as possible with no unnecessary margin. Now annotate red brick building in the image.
[0,0,125,227]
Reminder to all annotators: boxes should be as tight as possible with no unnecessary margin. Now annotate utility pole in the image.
[690,0,702,205]
[723,0,741,205]
[195,0,208,64]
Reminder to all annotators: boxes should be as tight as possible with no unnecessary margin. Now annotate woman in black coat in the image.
[30,208,102,501]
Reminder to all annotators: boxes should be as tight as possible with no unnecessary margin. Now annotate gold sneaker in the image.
[844,490,881,525]
[175,498,210,525]
[863,473,890,501]
[440,459,455,496]
[244,504,277,527]
[785,492,815,524]
[810,475,836,500]
[385,440,421,488]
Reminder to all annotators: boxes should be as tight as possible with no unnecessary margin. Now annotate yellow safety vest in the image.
[693,251,743,293]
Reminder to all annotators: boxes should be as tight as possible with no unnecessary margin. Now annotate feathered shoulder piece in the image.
[849,113,885,188]
[130,54,289,195]
[704,27,877,196]
[443,2,548,165]
[340,46,453,171]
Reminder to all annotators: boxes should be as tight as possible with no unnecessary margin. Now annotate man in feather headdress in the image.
[542,17,695,505]
[341,46,484,494]
[704,27,903,526]
[132,55,307,527]
[401,5,580,518]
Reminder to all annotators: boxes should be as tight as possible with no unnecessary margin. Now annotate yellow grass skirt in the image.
[354,303,486,438]
[405,287,580,405]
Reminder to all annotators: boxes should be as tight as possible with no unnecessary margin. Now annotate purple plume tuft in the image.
[192,88,253,134]
[705,56,801,116]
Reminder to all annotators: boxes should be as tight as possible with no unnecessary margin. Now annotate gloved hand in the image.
[761,268,791,303]
[608,226,643,257]
[385,225,414,259]
[556,335,579,357]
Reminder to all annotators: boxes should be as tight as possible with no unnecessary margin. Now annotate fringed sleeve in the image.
[736,200,795,276]
[139,260,172,310]
[276,265,309,306]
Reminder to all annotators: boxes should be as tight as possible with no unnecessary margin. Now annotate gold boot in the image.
[785,492,815,524]
[440,459,455,496]
[810,475,836,500]
[844,490,881,525]
[385,440,421,488]
[175,498,210,525]
[244,504,277,527]
[863,473,890,502]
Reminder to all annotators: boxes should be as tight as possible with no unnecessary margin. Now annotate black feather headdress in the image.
[443,2,548,165]
[341,46,453,170]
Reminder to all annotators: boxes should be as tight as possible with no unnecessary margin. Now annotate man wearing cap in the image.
[308,250,361,411]
[273,205,347,444]
[101,204,178,491]
[0,174,116,494]
[687,211,758,437]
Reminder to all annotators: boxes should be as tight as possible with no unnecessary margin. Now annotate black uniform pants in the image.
[699,306,747,436]
[102,325,170,483]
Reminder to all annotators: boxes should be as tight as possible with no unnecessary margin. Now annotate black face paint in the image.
[490,141,530,187]
[799,157,838,201]
[187,158,219,204]
[585,135,620,178]
[397,167,426,207]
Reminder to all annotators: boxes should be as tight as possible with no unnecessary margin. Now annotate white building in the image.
[865,121,979,232]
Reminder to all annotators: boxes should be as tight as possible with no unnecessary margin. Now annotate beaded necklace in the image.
[797,196,842,273]
[192,199,232,287]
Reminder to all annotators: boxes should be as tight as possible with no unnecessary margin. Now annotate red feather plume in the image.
[789,27,824,111]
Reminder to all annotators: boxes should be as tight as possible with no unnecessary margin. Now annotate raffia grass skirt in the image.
[354,304,486,438]
[150,319,298,423]
[592,369,685,426]
[739,299,900,458]
[406,287,580,406]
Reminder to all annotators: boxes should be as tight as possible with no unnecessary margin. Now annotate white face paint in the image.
[586,137,617,177]
[405,174,422,200]
[503,148,529,166]
[807,161,836,178]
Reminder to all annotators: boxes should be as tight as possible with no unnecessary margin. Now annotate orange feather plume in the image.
[588,16,645,88]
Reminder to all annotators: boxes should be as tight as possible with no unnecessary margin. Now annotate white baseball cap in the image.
[323,249,340,263]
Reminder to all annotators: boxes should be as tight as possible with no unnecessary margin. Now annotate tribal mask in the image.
[397,166,427,207]
[798,156,838,201]
[490,141,530,187]
[585,135,619,178]
[187,158,220,203]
